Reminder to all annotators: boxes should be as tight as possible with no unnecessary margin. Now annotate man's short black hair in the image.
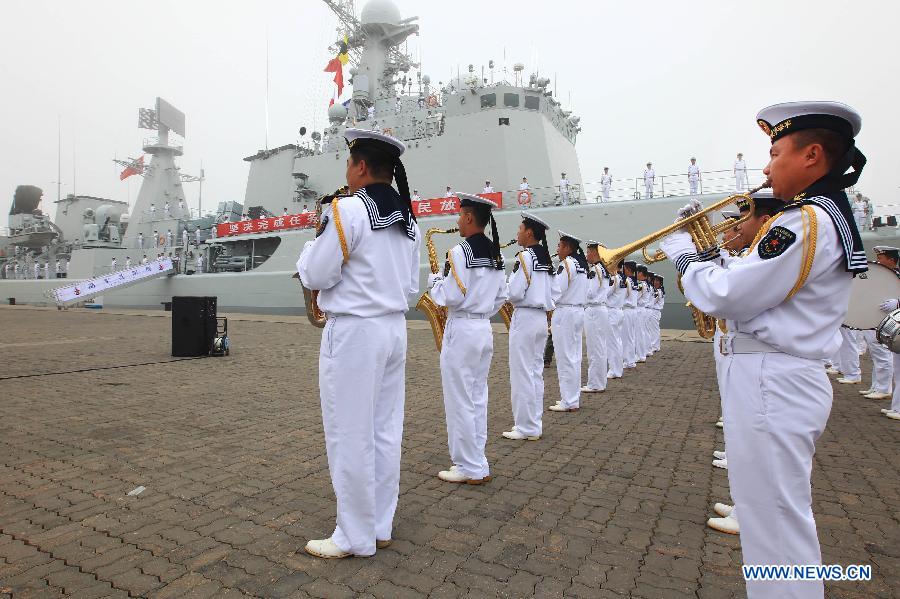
[461,205,490,228]
[522,219,546,241]
[789,128,850,169]
[560,237,579,253]
[349,145,395,180]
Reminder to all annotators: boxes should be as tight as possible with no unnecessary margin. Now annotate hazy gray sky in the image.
[2,0,898,220]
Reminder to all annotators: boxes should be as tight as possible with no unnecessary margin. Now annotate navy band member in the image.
[605,261,626,378]
[863,246,898,401]
[582,241,612,393]
[428,193,508,483]
[549,230,588,412]
[660,101,866,598]
[874,246,900,420]
[297,128,421,559]
[503,212,554,440]
[620,260,639,368]
[634,264,652,362]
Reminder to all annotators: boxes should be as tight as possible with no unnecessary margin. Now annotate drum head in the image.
[844,262,900,329]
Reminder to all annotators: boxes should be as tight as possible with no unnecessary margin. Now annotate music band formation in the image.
[297,100,881,598]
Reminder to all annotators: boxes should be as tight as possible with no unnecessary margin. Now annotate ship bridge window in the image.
[524,95,540,110]
[504,93,520,108]
[480,93,496,108]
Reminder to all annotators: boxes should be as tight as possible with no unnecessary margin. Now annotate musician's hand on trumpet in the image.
[427,272,444,290]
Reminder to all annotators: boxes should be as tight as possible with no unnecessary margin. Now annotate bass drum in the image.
[843,261,900,329]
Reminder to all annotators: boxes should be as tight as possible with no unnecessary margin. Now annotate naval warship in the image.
[1,0,896,329]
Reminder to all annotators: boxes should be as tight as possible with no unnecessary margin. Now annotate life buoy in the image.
[517,190,532,206]
[426,95,438,107]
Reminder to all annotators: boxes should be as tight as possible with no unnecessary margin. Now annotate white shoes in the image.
[707,515,740,535]
[825,367,841,375]
[886,410,900,420]
[712,458,728,469]
[713,450,727,460]
[580,386,604,393]
[607,373,621,379]
[437,468,491,485]
[548,403,579,412]
[837,377,862,384]
[865,391,892,400]
[859,388,875,395]
[502,429,540,441]
[304,538,352,559]
[715,419,724,429]
[713,503,733,517]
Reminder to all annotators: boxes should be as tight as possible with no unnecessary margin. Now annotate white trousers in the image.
[319,313,406,556]
[639,308,653,358]
[644,181,653,198]
[892,352,900,413]
[838,328,861,380]
[722,351,831,599]
[606,308,624,377]
[551,306,584,409]
[509,308,548,437]
[860,329,893,393]
[621,308,637,367]
[601,186,611,202]
[584,305,609,391]
[689,177,699,195]
[651,310,662,351]
[440,318,492,479]
[735,172,748,191]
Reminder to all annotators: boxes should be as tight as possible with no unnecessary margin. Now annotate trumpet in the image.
[596,184,768,338]
[299,186,350,328]
[497,239,517,330]
[417,227,459,351]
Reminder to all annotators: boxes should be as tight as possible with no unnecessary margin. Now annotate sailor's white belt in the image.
[449,311,490,320]
[556,303,583,308]
[719,333,779,356]
[622,305,635,310]
[514,306,546,311]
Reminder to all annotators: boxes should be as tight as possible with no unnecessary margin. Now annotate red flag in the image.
[324,57,344,98]
[120,155,144,180]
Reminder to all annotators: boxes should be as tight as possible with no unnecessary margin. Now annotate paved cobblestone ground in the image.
[0,306,897,598]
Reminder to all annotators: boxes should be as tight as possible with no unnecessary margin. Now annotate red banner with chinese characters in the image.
[412,192,502,218]
[216,213,316,238]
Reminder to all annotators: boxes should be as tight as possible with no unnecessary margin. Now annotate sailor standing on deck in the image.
[138,232,144,250]
[427,193,507,484]
[600,167,612,202]
[643,163,655,199]
[558,172,570,206]
[482,181,494,194]
[605,261,626,379]
[661,101,868,598]
[548,231,588,412]
[582,241,611,393]
[688,158,701,195]
[733,152,748,191]
[297,128,420,559]
[502,212,554,441]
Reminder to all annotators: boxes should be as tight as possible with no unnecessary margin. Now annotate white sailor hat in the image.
[585,239,604,247]
[456,192,498,209]
[873,245,900,255]
[557,229,582,244]
[721,209,741,220]
[521,211,549,230]
[756,101,862,143]
[344,128,406,156]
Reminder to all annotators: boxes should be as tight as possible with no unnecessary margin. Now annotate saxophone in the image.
[299,186,349,328]
[497,239,517,330]
[417,227,458,350]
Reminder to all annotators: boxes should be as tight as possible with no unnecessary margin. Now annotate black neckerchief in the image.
[528,243,551,271]
[572,248,589,273]
[460,233,500,269]
[355,183,416,240]
[784,177,866,275]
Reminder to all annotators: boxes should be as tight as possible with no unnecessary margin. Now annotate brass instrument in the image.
[417,227,459,350]
[596,184,768,339]
[498,238,517,330]
[298,186,349,328]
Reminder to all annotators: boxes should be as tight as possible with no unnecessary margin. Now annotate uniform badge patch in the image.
[557,265,564,274]
[315,215,329,238]
[513,260,520,273]
[443,260,451,277]
[758,226,796,260]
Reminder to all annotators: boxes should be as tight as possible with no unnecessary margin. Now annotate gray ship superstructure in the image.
[1,0,896,329]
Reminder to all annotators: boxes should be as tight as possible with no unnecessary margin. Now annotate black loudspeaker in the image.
[873,216,883,228]
[888,216,897,227]
[172,296,217,357]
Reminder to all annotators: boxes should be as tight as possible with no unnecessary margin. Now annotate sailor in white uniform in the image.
[482,181,494,194]
[605,261,626,378]
[860,246,897,400]
[502,212,554,440]
[643,162,655,199]
[138,232,144,250]
[874,248,900,420]
[445,186,454,198]
[182,228,189,249]
[428,193,507,484]
[852,193,868,230]
[548,231,588,412]
[648,273,665,353]
[661,101,868,598]
[196,254,204,272]
[733,152,748,191]
[582,241,611,393]
[635,264,653,361]
[558,172,570,205]
[835,326,862,384]
[600,168,612,202]
[620,261,639,369]
[297,128,421,559]
[688,157,701,195]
